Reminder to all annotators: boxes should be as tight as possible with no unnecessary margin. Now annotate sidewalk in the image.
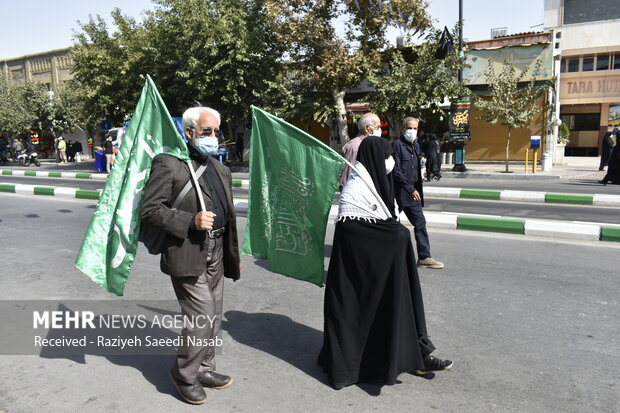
[431,156,606,181]
[3,156,607,181]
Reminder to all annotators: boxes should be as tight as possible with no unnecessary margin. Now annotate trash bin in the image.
[94,150,106,172]
[542,152,552,172]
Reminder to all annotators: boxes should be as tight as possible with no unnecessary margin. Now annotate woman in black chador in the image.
[318,135,452,390]
[601,135,620,185]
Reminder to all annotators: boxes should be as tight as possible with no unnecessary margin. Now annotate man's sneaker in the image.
[417,257,444,269]
[415,356,453,374]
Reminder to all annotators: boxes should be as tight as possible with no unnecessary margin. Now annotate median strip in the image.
[0,182,101,200]
[0,169,107,180]
[424,186,620,206]
[2,189,619,242]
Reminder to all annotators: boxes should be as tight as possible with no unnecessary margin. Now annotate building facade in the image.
[462,32,554,161]
[1,48,73,90]
[545,0,620,156]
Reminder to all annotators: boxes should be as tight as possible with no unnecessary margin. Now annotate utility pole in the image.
[452,0,467,172]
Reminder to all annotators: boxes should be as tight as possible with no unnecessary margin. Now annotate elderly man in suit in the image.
[140,106,241,405]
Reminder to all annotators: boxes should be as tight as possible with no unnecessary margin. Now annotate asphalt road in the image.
[424,177,620,195]
[0,194,618,412]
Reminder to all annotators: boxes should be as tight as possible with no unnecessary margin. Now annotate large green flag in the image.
[75,75,189,296]
[241,106,345,286]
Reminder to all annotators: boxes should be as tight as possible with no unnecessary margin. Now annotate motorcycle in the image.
[16,150,41,167]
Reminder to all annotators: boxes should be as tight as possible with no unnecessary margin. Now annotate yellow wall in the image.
[466,97,545,161]
[292,119,329,145]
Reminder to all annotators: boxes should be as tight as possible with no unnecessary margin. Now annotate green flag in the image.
[241,106,345,286]
[75,75,189,296]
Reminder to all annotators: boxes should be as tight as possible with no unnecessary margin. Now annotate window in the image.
[614,54,620,70]
[560,113,600,131]
[582,57,594,71]
[568,58,580,72]
[560,58,567,73]
[564,0,620,24]
[596,55,610,71]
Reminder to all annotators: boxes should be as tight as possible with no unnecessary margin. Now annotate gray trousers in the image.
[170,237,224,385]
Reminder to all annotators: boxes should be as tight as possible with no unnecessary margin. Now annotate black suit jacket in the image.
[140,153,240,280]
[391,136,424,208]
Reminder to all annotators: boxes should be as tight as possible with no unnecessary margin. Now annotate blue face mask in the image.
[193,136,219,156]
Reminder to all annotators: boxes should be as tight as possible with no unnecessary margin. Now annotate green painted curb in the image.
[0,184,15,193]
[75,173,92,179]
[24,171,36,177]
[1,170,12,175]
[232,180,242,187]
[545,193,593,205]
[75,190,100,200]
[34,187,54,196]
[49,172,62,178]
[460,189,501,200]
[600,226,620,242]
[457,216,524,234]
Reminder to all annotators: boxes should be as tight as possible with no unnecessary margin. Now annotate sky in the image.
[0,0,546,60]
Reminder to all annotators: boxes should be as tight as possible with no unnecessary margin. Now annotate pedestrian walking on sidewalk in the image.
[392,117,444,269]
[57,137,67,163]
[599,128,617,171]
[601,137,620,185]
[104,136,115,173]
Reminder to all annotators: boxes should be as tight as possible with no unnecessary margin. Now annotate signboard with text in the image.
[449,96,472,143]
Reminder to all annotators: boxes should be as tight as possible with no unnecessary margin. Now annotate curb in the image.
[2,186,619,243]
[0,169,107,180]
[231,179,249,188]
[0,183,101,200]
[424,187,620,207]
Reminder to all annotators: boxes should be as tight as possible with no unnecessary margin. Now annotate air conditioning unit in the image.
[490,27,507,38]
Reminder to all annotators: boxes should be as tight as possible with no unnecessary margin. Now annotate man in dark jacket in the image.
[140,106,241,405]
[392,117,444,269]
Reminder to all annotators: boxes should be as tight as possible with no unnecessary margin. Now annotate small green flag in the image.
[241,107,345,286]
[75,75,189,295]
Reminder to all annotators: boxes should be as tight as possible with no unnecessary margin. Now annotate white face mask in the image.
[385,156,395,174]
[404,129,417,143]
[192,136,219,156]
[372,127,383,137]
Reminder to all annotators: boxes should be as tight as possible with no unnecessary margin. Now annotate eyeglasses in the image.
[192,127,220,137]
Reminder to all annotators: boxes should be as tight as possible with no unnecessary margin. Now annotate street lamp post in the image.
[452,0,467,172]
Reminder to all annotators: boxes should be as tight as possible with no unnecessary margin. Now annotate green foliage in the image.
[369,25,468,123]
[0,74,74,138]
[475,58,552,171]
[558,122,570,144]
[270,0,432,143]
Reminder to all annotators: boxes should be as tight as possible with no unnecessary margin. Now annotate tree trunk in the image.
[332,89,349,148]
[505,127,511,173]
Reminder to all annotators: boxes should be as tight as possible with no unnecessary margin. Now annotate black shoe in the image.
[415,356,453,374]
[169,371,207,404]
[198,371,233,389]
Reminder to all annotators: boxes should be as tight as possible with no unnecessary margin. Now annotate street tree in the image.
[0,74,74,140]
[71,10,147,127]
[369,26,468,136]
[143,0,294,137]
[269,0,432,146]
[475,58,551,173]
